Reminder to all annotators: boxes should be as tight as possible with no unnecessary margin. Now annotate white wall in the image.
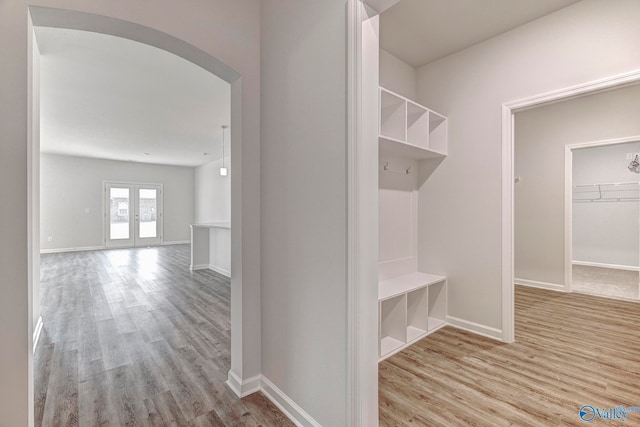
[379,154,419,280]
[380,48,416,99]
[195,157,231,276]
[415,0,640,332]
[195,157,231,223]
[515,85,640,285]
[1,2,261,424]
[572,142,640,268]
[40,153,195,250]
[261,0,348,425]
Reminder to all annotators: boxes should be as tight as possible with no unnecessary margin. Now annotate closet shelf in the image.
[379,271,446,301]
[573,182,640,203]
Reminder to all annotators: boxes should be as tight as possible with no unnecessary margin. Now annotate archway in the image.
[27,5,261,422]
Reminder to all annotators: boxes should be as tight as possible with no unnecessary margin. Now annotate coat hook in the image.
[406,166,411,174]
[384,162,389,171]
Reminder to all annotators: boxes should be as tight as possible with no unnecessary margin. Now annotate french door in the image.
[105,182,162,247]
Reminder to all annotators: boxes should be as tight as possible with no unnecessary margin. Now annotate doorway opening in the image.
[568,138,640,300]
[512,82,640,305]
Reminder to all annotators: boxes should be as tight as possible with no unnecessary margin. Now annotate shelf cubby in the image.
[378,86,447,160]
[379,294,407,358]
[428,111,447,155]
[428,280,447,331]
[407,287,429,343]
[406,101,429,149]
[380,89,406,142]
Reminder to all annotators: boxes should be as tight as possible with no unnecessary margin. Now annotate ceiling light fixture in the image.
[220,125,228,176]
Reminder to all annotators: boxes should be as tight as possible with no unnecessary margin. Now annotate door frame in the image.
[564,136,640,294]
[502,71,640,344]
[104,181,164,248]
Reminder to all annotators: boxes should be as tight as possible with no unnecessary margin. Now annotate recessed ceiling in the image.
[380,0,581,68]
[35,27,230,167]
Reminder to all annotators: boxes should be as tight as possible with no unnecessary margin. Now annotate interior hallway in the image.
[35,244,292,426]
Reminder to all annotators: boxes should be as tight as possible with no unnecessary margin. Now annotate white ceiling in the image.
[35,27,230,167]
[380,0,581,68]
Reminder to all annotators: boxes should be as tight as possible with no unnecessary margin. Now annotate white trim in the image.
[39,241,184,254]
[225,371,261,398]
[161,240,190,246]
[514,278,565,292]
[347,1,380,426]
[208,265,231,278]
[189,264,231,277]
[502,70,640,348]
[33,316,43,354]
[564,135,640,151]
[40,245,104,254]
[564,145,573,293]
[446,316,503,341]
[501,105,515,343]
[347,1,362,424]
[506,70,640,112]
[572,261,640,272]
[225,373,321,427]
[261,376,322,427]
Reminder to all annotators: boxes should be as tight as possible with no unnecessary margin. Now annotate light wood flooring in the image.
[35,245,293,427]
[379,285,640,426]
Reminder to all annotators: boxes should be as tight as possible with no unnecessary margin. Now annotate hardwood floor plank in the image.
[41,348,80,427]
[37,245,292,427]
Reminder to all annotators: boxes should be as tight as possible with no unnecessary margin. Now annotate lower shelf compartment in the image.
[378,271,447,362]
[429,317,446,331]
[407,325,427,343]
[380,336,405,357]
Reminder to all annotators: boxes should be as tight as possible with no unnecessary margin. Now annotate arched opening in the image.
[27,5,261,424]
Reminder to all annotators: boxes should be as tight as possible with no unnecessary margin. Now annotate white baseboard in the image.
[260,376,321,427]
[42,241,189,254]
[446,316,503,341]
[515,278,565,292]
[225,371,320,427]
[572,260,640,272]
[208,264,231,278]
[33,316,43,354]
[190,264,231,278]
[40,245,104,254]
[226,370,261,398]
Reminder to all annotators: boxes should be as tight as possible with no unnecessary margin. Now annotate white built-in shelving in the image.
[377,86,449,362]
[379,87,447,160]
[378,273,447,360]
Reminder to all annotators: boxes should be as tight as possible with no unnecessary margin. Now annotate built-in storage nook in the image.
[362,0,451,362]
[376,66,449,362]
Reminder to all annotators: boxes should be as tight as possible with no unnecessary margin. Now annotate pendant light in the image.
[220,125,228,176]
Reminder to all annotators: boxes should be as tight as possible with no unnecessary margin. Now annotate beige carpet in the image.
[572,264,639,300]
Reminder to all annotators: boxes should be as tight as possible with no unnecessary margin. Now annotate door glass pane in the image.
[110,187,130,240]
[139,188,157,238]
